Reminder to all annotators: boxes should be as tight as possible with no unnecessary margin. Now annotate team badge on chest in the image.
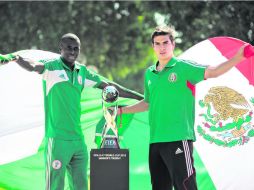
[52,160,62,170]
[78,75,83,85]
[168,73,177,82]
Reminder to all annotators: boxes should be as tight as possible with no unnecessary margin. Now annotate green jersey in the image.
[144,57,206,143]
[42,57,102,140]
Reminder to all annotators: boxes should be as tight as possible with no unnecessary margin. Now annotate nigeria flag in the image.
[0,37,254,190]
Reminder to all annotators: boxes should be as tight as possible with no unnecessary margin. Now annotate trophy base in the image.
[90,149,129,190]
[100,137,120,149]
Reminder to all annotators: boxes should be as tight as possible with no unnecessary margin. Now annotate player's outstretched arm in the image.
[16,56,45,74]
[118,99,149,114]
[205,44,248,79]
[98,81,143,101]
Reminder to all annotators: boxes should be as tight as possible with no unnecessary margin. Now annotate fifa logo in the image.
[104,139,117,146]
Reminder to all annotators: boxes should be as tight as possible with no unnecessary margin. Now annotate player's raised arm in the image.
[16,55,45,74]
[204,43,249,79]
[98,81,143,101]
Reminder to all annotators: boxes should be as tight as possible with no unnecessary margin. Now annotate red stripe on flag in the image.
[209,37,254,86]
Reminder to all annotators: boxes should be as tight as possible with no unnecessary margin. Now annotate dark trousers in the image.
[149,140,197,190]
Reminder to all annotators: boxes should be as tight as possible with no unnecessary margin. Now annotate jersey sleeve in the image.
[84,67,102,88]
[184,60,207,85]
[41,59,53,75]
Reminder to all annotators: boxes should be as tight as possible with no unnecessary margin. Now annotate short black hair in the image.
[151,26,175,44]
[60,33,81,45]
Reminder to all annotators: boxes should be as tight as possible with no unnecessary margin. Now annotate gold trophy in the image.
[100,85,120,149]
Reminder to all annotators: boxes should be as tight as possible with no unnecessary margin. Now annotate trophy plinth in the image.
[90,86,129,190]
[90,149,129,190]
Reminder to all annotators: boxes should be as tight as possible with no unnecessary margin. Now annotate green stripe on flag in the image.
[194,148,216,190]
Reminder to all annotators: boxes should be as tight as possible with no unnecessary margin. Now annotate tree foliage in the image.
[0,1,253,93]
[145,1,254,51]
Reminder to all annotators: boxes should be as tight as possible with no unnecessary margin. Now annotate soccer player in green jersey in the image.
[13,33,142,190]
[118,26,247,190]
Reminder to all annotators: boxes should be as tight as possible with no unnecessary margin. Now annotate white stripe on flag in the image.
[0,61,44,165]
[0,126,44,165]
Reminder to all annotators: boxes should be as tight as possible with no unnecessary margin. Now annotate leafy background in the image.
[1,1,253,92]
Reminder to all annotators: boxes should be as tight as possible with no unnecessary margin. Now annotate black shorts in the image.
[149,140,197,190]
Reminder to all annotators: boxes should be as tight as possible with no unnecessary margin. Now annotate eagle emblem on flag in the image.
[197,86,254,147]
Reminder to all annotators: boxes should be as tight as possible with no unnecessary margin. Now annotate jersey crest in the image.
[78,75,83,85]
[52,160,62,170]
[168,72,177,83]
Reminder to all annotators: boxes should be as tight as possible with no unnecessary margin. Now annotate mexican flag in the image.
[180,37,254,190]
[0,37,253,190]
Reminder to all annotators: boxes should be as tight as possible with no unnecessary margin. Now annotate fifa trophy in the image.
[100,85,120,149]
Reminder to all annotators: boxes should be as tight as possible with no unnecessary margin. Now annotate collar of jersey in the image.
[151,57,177,72]
[60,58,79,71]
